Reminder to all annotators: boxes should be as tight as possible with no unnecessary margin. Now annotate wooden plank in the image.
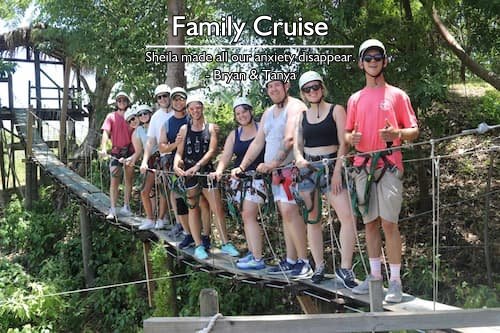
[296,295,320,314]
[143,309,500,333]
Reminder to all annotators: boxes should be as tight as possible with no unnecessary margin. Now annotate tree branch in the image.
[430,5,500,89]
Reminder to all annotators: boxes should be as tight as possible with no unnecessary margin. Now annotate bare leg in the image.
[279,201,307,260]
[187,187,202,246]
[202,188,229,244]
[140,172,155,220]
[241,200,263,259]
[123,164,134,206]
[330,189,357,269]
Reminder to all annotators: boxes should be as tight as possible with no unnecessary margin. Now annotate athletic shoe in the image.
[119,205,132,217]
[106,207,116,220]
[385,280,403,303]
[194,245,209,260]
[167,223,183,238]
[237,252,253,264]
[290,259,313,278]
[268,259,295,275]
[178,234,195,249]
[202,234,211,250]
[138,219,155,230]
[237,258,265,270]
[352,275,378,295]
[155,219,165,229]
[311,265,326,284]
[335,268,359,289]
[221,243,239,257]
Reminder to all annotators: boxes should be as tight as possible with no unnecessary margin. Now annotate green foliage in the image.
[0,186,150,332]
[455,282,500,308]
[151,243,174,317]
[469,90,500,126]
[0,260,66,332]
[178,269,291,316]
[0,60,16,78]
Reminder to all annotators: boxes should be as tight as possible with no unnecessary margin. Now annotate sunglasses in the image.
[117,98,128,103]
[301,84,322,93]
[157,94,170,100]
[173,96,186,101]
[127,117,137,123]
[362,54,385,62]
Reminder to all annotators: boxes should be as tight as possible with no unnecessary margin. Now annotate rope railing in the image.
[18,109,499,306]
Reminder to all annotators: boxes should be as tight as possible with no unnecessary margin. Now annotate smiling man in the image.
[345,39,419,303]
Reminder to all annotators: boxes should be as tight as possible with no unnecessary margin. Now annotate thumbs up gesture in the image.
[379,119,398,142]
[351,123,362,146]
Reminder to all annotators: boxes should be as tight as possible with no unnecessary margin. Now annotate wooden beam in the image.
[296,295,320,314]
[80,205,95,287]
[143,241,155,307]
[59,56,71,161]
[144,308,500,333]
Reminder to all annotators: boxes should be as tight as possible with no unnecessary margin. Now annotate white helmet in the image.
[263,78,286,89]
[233,97,253,110]
[115,91,132,104]
[171,87,187,99]
[358,39,386,58]
[186,94,204,107]
[124,107,137,122]
[299,71,323,90]
[154,84,171,98]
[135,104,153,115]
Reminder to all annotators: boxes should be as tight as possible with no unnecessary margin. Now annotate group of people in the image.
[99,39,419,303]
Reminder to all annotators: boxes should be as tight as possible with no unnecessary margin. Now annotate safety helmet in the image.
[358,39,386,58]
[171,87,187,99]
[232,97,253,110]
[263,78,287,89]
[135,104,153,115]
[299,71,323,90]
[124,107,137,122]
[115,91,132,104]
[186,94,204,107]
[154,84,171,98]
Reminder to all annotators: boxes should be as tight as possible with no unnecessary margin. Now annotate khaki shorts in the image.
[353,168,403,224]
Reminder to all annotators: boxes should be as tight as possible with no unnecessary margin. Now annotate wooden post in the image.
[297,295,320,314]
[369,279,384,312]
[143,241,155,307]
[483,150,494,287]
[59,57,72,161]
[25,106,34,210]
[34,49,43,136]
[199,288,219,316]
[0,121,6,191]
[80,205,95,287]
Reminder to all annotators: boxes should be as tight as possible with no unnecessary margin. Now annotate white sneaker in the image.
[155,219,165,229]
[139,219,155,230]
[106,208,116,220]
[385,280,403,303]
[120,205,132,216]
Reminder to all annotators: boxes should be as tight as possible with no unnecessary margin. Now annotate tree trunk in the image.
[72,67,113,174]
[166,0,186,88]
[430,5,500,90]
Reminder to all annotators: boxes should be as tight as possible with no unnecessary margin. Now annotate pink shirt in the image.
[101,111,133,154]
[346,84,418,171]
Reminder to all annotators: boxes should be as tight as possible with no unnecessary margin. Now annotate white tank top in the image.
[263,105,293,165]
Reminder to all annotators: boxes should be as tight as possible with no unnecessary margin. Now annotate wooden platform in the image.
[12,107,500,333]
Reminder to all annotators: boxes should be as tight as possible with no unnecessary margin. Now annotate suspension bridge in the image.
[1,51,499,332]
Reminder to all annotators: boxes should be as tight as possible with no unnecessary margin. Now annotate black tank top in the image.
[233,123,265,171]
[183,122,213,170]
[302,105,339,148]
